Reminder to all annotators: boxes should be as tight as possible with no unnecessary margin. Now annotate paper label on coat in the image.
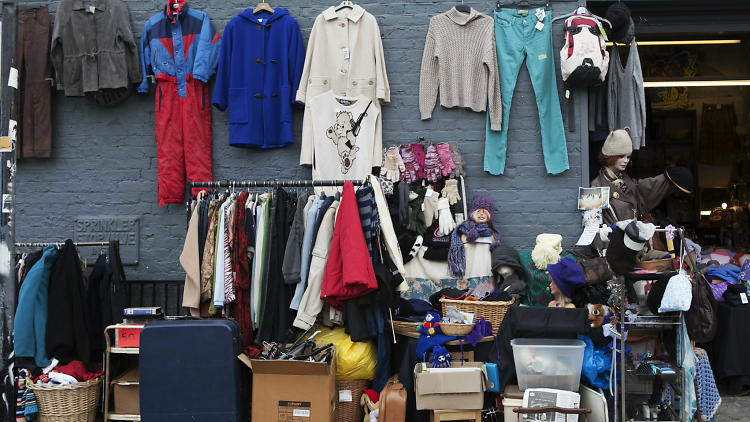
[538,54,547,60]
[536,8,545,20]
[8,67,18,89]
[741,293,748,304]
[343,48,350,60]
[89,6,95,13]
[338,390,353,402]
[425,188,434,197]
[535,21,544,31]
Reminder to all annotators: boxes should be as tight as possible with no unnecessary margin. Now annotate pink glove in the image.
[411,143,425,180]
[423,144,443,183]
[449,142,466,178]
[400,145,419,184]
[437,143,455,177]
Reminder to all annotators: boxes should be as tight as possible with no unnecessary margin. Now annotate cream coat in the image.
[297,5,390,169]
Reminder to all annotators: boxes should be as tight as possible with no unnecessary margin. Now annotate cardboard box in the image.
[413,361,490,410]
[239,346,336,422]
[113,366,139,415]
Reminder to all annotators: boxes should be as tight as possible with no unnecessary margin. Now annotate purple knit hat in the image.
[470,194,494,216]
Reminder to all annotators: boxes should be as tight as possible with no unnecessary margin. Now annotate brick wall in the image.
[15,0,586,280]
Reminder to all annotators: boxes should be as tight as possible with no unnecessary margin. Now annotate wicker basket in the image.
[440,297,514,333]
[389,319,421,334]
[636,258,674,273]
[440,323,475,337]
[26,376,102,422]
[334,379,369,422]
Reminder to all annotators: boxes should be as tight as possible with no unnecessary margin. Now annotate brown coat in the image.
[200,202,219,302]
[591,168,675,226]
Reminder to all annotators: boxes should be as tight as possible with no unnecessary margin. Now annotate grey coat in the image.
[51,0,141,96]
[591,168,675,226]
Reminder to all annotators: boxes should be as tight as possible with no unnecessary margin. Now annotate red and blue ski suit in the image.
[139,0,220,206]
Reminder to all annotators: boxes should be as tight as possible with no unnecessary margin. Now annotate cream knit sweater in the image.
[419,7,502,130]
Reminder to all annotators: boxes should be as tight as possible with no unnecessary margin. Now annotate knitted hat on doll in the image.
[531,234,563,270]
[448,194,501,277]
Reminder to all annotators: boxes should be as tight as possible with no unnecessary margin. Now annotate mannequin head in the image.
[598,152,631,173]
[600,127,633,173]
[497,265,515,279]
[471,208,491,224]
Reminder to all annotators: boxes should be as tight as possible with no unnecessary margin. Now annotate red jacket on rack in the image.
[321,181,378,310]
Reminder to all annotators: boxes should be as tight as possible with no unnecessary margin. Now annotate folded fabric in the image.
[55,360,104,382]
[443,306,464,324]
[709,282,727,303]
[467,283,494,300]
[705,264,741,283]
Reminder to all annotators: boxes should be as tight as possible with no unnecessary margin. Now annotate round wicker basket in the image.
[440,323,476,337]
[26,377,102,422]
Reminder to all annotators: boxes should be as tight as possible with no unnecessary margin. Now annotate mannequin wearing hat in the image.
[448,194,501,277]
[546,257,586,308]
[591,127,694,227]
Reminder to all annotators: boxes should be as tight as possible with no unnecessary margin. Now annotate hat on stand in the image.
[605,2,636,45]
[602,127,634,157]
[547,257,587,298]
[664,167,694,198]
[531,234,563,270]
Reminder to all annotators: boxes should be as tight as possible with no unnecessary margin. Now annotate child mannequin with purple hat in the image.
[448,194,501,277]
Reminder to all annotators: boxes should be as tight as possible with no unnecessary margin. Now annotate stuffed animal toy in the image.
[429,345,452,368]
[417,311,443,336]
[361,389,379,422]
[587,304,610,328]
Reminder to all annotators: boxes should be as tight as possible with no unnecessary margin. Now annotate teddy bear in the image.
[417,311,443,336]
[326,111,360,174]
[587,304,610,328]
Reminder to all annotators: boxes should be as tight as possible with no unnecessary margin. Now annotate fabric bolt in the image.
[212,8,304,148]
[419,7,501,129]
[294,200,341,330]
[308,91,380,182]
[607,40,646,150]
[298,5,389,169]
[52,0,141,96]
[87,254,112,359]
[213,201,229,307]
[200,201,218,302]
[699,103,741,165]
[46,240,91,367]
[282,194,312,285]
[154,78,213,206]
[485,8,568,176]
[290,197,325,310]
[18,6,52,158]
[181,206,201,315]
[16,245,58,368]
[222,203,236,304]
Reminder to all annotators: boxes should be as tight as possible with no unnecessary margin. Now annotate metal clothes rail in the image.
[187,179,363,189]
[15,241,114,248]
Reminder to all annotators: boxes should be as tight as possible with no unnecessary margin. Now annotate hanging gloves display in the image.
[423,143,443,183]
[437,197,456,235]
[441,179,461,205]
[449,142,466,178]
[437,143,455,177]
[423,187,440,227]
[382,146,405,182]
[400,145,420,184]
[411,143,426,180]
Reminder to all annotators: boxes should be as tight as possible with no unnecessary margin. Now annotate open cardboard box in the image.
[414,361,491,410]
[239,344,336,422]
[113,365,140,415]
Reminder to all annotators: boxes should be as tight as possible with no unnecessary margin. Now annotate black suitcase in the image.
[139,319,242,421]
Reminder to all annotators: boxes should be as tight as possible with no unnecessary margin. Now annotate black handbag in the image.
[683,242,718,342]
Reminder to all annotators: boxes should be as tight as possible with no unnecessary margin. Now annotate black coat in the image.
[46,239,91,366]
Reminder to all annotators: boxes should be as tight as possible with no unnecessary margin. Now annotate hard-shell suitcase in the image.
[139,319,242,422]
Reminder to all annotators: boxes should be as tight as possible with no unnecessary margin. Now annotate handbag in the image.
[658,271,692,313]
[379,374,406,422]
[568,249,614,286]
[632,187,667,251]
[683,243,718,342]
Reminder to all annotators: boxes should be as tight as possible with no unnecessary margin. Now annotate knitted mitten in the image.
[441,179,461,205]
[382,146,404,182]
[400,145,419,184]
[437,143,455,176]
[412,143,426,180]
[423,186,440,227]
[423,144,443,182]
[449,142,466,178]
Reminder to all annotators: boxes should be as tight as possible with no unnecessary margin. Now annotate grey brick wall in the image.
[15,0,586,280]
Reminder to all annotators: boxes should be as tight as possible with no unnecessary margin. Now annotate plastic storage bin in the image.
[511,338,586,391]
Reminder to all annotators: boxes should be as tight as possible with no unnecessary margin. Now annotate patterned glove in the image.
[437,143,455,177]
[400,145,419,184]
[441,179,461,205]
[423,186,440,227]
[437,198,456,235]
[449,142,466,178]
[382,147,404,182]
[423,144,443,183]
[412,143,426,180]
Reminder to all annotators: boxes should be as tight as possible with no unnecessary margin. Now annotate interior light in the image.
[722,203,728,209]
[700,211,712,216]
[643,79,750,87]
[606,39,742,47]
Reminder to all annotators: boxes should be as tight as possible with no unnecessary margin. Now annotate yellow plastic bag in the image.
[303,326,377,381]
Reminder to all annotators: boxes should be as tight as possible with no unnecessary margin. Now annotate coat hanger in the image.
[496,0,549,11]
[253,2,274,14]
[335,0,354,11]
[550,6,612,28]
[455,0,471,14]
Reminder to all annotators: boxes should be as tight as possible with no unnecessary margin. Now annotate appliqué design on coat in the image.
[326,111,360,173]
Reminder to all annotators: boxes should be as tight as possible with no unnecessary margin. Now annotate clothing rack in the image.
[187,179,363,189]
[15,241,113,248]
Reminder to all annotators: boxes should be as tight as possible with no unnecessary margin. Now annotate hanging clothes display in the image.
[51,0,142,97]
[419,7,502,130]
[18,6,53,158]
[607,40,646,150]
[484,7,569,176]
[212,7,304,148]
[139,0,221,206]
[297,5,390,172]
[87,254,113,360]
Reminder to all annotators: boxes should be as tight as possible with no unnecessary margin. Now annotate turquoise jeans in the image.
[484,8,569,175]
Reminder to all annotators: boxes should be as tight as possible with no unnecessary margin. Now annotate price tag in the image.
[342,48,350,60]
[425,188,434,197]
[338,390,353,402]
[116,326,144,348]
[741,293,748,305]
[565,90,570,99]
[535,21,544,31]
[89,6,95,13]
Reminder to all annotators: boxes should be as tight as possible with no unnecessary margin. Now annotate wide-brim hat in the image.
[664,167,694,198]
[547,257,586,298]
